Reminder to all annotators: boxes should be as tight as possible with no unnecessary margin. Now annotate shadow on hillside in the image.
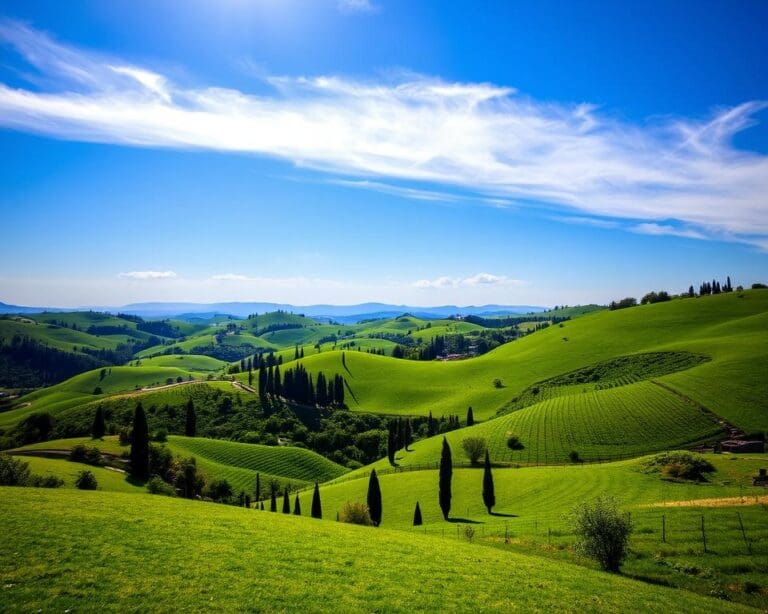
[125,474,147,487]
[447,517,484,524]
[489,511,517,518]
[344,381,359,404]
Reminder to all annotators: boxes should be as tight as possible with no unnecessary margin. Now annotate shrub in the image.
[339,501,373,526]
[206,478,233,502]
[569,450,582,463]
[0,453,32,485]
[92,386,103,395]
[492,378,503,388]
[29,474,64,488]
[570,496,632,572]
[151,428,168,443]
[146,475,176,497]
[642,451,715,481]
[118,427,131,445]
[69,444,104,466]
[506,435,524,450]
[75,470,98,490]
[461,437,487,464]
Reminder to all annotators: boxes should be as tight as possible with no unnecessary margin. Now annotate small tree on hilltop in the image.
[413,501,423,526]
[311,481,322,519]
[75,470,98,490]
[482,449,495,513]
[130,402,150,480]
[461,436,487,465]
[439,437,452,520]
[91,406,106,439]
[367,468,382,527]
[466,406,474,427]
[570,496,633,573]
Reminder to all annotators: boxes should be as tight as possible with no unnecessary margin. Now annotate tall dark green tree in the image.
[387,422,396,465]
[413,501,423,526]
[254,473,261,503]
[258,366,267,399]
[184,399,196,437]
[282,489,291,514]
[482,449,495,513]
[404,418,412,451]
[91,406,106,439]
[270,489,277,512]
[466,406,475,427]
[367,468,382,527]
[293,494,301,515]
[130,402,150,480]
[311,482,322,519]
[439,436,452,520]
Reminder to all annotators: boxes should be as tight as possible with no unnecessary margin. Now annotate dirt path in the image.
[644,495,768,508]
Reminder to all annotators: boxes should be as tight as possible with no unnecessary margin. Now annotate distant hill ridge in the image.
[0,300,546,321]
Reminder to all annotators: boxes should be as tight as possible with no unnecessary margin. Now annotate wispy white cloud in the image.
[211,273,251,281]
[413,273,521,289]
[629,222,707,240]
[337,0,378,14]
[1,21,768,247]
[119,270,177,280]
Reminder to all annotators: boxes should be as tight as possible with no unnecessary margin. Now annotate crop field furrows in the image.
[498,351,711,415]
[166,436,348,483]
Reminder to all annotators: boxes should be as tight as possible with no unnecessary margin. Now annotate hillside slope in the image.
[284,291,767,431]
[0,488,749,612]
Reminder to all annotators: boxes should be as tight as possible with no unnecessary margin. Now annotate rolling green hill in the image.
[0,488,751,612]
[278,291,768,432]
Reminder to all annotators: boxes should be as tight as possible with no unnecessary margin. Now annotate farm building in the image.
[721,439,765,453]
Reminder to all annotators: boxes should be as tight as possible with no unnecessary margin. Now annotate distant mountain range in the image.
[0,300,546,322]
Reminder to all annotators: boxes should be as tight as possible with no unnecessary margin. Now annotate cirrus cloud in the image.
[413,272,521,289]
[1,21,767,249]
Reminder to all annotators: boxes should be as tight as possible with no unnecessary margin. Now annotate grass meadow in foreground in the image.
[0,488,753,613]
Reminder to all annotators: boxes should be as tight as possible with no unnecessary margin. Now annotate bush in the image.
[151,428,168,443]
[506,435,524,450]
[118,427,131,445]
[461,437,487,464]
[28,474,64,488]
[75,470,98,490]
[0,453,32,485]
[569,450,582,463]
[570,496,632,572]
[492,378,503,388]
[642,451,715,481]
[339,501,373,526]
[206,478,233,502]
[69,444,104,466]
[146,475,176,497]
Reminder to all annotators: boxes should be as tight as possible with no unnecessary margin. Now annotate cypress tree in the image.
[270,489,277,512]
[260,500,265,511]
[293,494,301,515]
[274,364,282,396]
[482,449,495,513]
[282,489,291,514]
[466,406,474,427]
[428,411,435,436]
[367,468,382,527]
[439,437,452,520]
[413,501,423,526]
[266,366,274,396]
[387,422,396,465]
[130,402,150,480]
[254,473,261,503]
[258,366,267,398]
[404,418,412,451]
[91,406,106,439]
[185,399,196,437]
[311,481,322,519]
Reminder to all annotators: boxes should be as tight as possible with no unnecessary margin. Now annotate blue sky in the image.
[1,0,767,307]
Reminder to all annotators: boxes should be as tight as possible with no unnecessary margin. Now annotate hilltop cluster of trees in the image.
[0,335,109,387]
[257,362,346,408]
[610,276,742,311]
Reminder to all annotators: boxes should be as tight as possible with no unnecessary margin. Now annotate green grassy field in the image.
[270,291,768,433]
[19,456,144,493]
[12,434,348,494]
[299,453,768,607]
[0,488,752,612]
